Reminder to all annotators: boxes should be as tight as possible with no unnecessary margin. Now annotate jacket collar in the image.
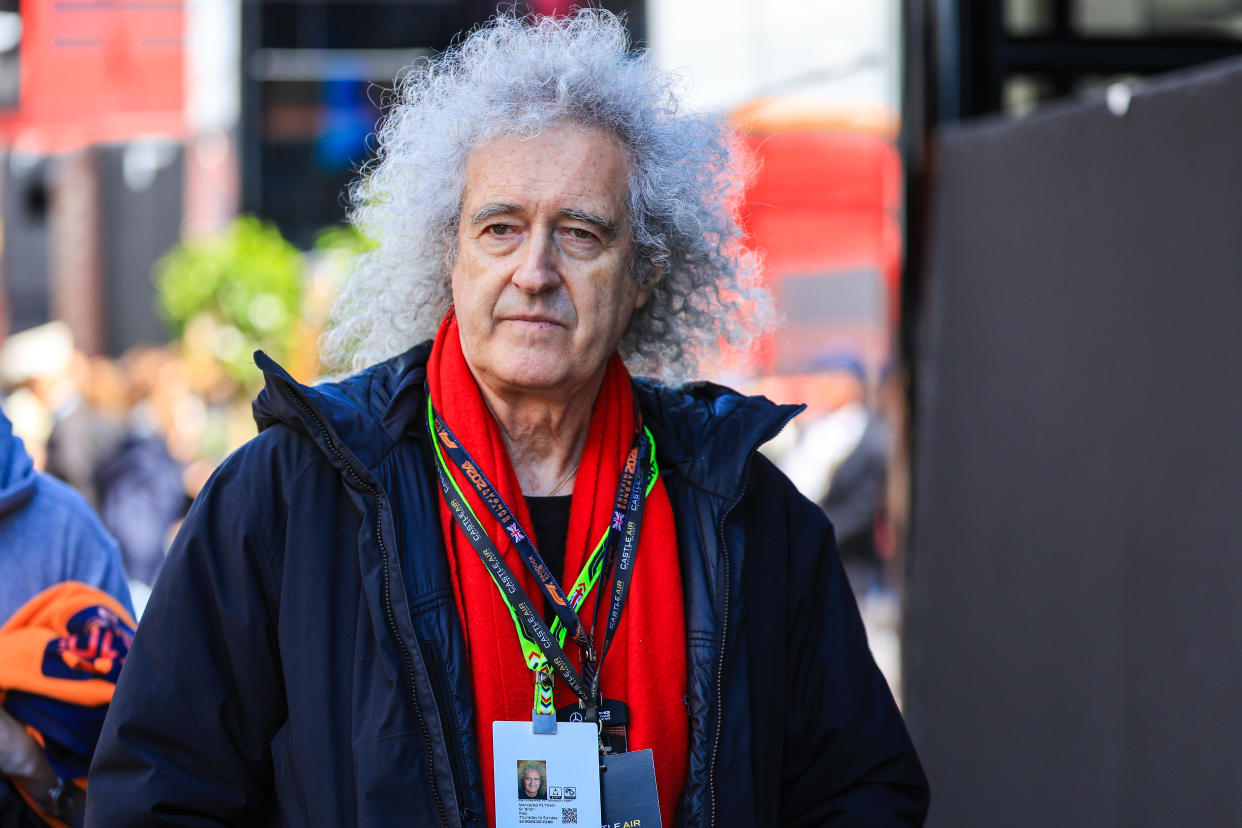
[634,378,802,500]
[252,344,430,473]
[251,346,802,499]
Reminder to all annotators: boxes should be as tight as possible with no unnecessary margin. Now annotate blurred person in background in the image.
[44,350,187,593]
[0,322,190,601]
[89,11,926,827]
[772,353,891,598]
[44,355,129,513]
[0,323,81,474]
[121,346,213,500]
[92,349,188,592]
[0,397,132,625]
[0,400,133,826]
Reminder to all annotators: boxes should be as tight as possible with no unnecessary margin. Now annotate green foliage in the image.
[154,217,304,386]
[313,223,375,255]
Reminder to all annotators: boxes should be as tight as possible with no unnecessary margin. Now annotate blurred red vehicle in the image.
[732,99,901,383]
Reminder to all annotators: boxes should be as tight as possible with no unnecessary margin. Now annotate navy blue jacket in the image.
[87,345,927,826]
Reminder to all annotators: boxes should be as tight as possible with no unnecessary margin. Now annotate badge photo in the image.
[493,721,602,828]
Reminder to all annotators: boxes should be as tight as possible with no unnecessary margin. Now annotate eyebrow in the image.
[560,208,618,239]
[469,203,618,240]
[470,203,520,224]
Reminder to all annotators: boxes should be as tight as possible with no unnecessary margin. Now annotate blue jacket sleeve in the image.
[86,443,288,826]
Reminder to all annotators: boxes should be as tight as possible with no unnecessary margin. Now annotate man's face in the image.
[523,769,542,797]
[451,123,653,398]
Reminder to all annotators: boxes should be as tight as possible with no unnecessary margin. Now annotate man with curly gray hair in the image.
[89,10,927,828]
[320,10,768,379]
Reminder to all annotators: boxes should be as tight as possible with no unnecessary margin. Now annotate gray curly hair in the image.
[318,9,771,379]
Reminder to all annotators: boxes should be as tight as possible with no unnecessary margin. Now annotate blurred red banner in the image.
[0,0,186,153]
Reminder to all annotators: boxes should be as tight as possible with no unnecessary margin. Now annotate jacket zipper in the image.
[707,474,741,828]
[283,382,453,826]
[419,636,479,823]
[707,407,802,827]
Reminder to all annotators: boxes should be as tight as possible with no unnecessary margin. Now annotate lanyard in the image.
[426,394,657,717]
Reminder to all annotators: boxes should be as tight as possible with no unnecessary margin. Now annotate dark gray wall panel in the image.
[906,58,1242,828]
[3,155,51,334]
[97,143,183,355]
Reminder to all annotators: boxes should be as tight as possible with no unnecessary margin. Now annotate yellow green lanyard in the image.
[427,395,657,718]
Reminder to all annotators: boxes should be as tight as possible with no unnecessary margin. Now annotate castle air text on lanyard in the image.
[428,394,659,828]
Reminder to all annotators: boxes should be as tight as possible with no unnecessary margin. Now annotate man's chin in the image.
[488,356,572,394]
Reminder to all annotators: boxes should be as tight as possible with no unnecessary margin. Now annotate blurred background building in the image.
[0,1,1240,824]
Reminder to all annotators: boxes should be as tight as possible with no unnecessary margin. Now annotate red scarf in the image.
[428,311,688,826]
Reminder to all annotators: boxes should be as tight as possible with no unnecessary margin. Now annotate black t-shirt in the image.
[524,495,572,620]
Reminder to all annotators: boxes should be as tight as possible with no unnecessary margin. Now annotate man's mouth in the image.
[501,314,564,328]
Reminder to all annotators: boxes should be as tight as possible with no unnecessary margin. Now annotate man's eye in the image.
[487,224,513,236]
[567,228,596,241]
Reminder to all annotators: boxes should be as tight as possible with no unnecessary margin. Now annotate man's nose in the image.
[511,230,561,293]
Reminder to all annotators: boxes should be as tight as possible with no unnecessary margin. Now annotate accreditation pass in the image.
[493,721,602,828]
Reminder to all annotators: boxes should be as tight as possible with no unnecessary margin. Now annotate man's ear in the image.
[634,264,662,310]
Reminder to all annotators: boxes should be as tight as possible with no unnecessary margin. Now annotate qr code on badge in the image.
[561,806,577,824]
